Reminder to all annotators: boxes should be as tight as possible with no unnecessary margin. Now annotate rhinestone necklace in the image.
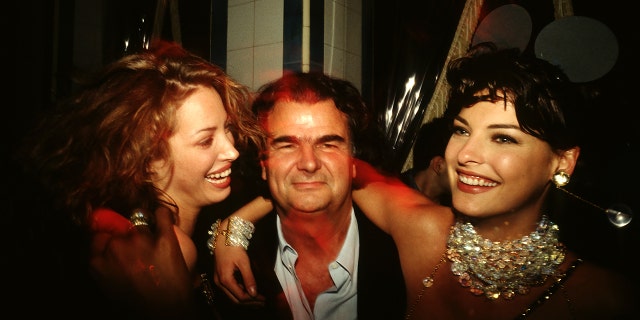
[447,215,566,300]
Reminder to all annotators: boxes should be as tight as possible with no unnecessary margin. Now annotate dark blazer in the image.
[214,205,406,320]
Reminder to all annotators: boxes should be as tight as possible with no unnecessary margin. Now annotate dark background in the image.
[8,0,638,285]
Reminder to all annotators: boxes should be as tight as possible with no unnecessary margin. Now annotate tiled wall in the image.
[324,0,362,90]
[227,0,362,91]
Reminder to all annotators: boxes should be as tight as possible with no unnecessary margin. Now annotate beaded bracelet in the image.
[206,219,222,255]
[206,216,255,255]
[225,216,255,250]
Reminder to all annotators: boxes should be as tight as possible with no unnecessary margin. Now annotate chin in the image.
[202,186,230,204]
[451,199,482,217]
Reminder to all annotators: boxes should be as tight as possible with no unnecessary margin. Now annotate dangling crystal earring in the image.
[552,170,570,187]
[552,170,633,227]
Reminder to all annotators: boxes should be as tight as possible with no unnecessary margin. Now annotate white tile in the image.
[325,0,346,50]
[324,45,345,79]
[228,2,255,50]
[254,42,284,91]
[229,0,254,7]
[324,1,335,46]
[255,0,284,46]
[333,0,346,7]
[346,0,361,14]
[346,8,361,56]
[345,51,361,91]
[227,47,254,88]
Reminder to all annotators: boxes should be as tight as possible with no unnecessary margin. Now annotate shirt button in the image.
[329,262,339,269]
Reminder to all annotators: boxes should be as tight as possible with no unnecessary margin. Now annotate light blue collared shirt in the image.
[274,209,359,320]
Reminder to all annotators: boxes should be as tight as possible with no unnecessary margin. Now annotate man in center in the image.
[213,71,406,320]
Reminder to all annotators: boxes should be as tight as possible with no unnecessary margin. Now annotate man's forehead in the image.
[268,100,345,121]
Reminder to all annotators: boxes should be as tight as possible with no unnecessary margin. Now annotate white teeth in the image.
[459,174,498,187]
[206,168,231,180]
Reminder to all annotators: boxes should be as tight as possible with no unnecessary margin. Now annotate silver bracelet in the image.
[206,219,221,255]
[225,216,255,250]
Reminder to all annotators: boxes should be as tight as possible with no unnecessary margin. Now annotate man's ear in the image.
[351,157,357,179]
[260,160,267,181]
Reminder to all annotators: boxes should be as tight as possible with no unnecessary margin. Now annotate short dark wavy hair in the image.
[443,42,584,152]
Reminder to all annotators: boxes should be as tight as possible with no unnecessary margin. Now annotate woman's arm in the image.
[211,196,273,304]
[89,206,201,318]
[352,159,436,234]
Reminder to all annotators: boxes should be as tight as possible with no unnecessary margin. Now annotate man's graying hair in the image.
[253,71,384,163]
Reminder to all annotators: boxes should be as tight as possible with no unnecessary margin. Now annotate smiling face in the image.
[445,99,577,229]
[261,99,355,216]
[150,86,239,216]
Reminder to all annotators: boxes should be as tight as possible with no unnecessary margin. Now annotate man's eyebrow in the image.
[270,136,297,144]
[317,134,346,144]
[270,134,346,145]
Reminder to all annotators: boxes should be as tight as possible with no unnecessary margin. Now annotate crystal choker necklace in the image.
[447,215,566,300]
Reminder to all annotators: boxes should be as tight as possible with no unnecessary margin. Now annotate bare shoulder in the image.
[389,204,453,262]
[391,204,453,236]
[566,258,638,318]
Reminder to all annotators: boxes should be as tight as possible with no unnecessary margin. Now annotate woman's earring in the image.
[552,170,570,187]
[552,170,633,227]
